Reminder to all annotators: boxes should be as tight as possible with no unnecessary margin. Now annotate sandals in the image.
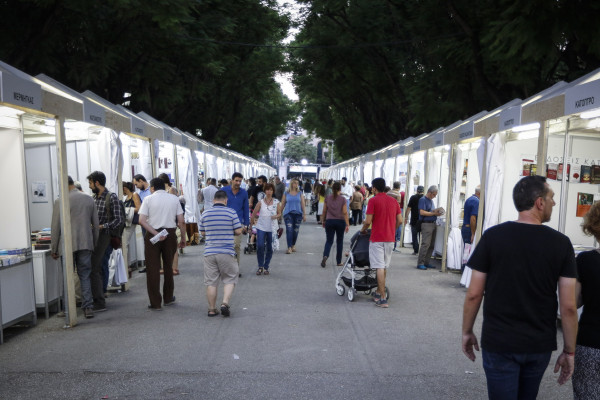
[220,303,230,317]
[256,268,264,275]
[173,270,180,276]
[286,248,292,254]
[321,256,328,268]
[291,246,296,253]
[263,269,270,275]
[208,309,219,317]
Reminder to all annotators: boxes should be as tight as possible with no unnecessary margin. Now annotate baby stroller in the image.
[335,230,389,302]
[310,194,318,215]
[243,225,256,254]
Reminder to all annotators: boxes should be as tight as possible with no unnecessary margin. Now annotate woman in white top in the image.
[251,183,281,275]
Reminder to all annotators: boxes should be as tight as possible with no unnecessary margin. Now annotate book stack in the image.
[0,248,32,266]
[32,229,52,250]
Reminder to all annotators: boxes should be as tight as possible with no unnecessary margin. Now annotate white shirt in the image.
[202,185,219,211]
[255,198,279,232]
[138,190,183,229]
[341,183,353,199]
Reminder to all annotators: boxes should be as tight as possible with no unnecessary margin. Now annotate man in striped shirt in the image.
[199,190,242,317]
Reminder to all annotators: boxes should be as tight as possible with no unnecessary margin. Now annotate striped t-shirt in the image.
[199,204,242,256]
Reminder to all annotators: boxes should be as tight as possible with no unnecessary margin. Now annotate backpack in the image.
[105,191,126,238]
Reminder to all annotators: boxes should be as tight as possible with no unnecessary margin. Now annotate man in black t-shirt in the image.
[462,176,578,398]
[404,185,424,255]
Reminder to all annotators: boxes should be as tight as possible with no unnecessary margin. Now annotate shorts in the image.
[203,253,239,286]
[369,242,394,269]
[303,193,312,200]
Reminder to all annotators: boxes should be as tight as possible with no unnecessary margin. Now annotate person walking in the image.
[159,173,183,276]
[202,178,219,213]
[321,181,350,267]
[138,178,186,310]
[199,190,243,317]
[416,185,443,270]
[122,181,141,274]
[251,183,281,275]
[359,178,402,308]
[462,176,578,399]
[405,186,424,255]
[303,178,312,209]
[87,171,123,312]
[51,176,99,319]
[350,185,364,226]
[280,178,306,254]
[572,200,600,399]
[316,183,326,223]
[274,176,286,202]
[222,172,250,274]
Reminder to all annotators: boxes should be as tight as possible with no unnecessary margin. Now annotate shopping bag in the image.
[462,243,472,265]
[108,248,128,287]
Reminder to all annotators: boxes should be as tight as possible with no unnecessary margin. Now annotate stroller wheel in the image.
[385,286,390,301]
[336,284,345,296]
[347,288,355,302]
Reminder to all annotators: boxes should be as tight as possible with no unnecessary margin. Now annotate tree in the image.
[283,135,317,163]
[289,0,600,159]
[0,0,297,158]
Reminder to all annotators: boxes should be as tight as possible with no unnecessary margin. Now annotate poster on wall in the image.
[521,156,537,177]
[576,192,594,217]
[31,181,48,203]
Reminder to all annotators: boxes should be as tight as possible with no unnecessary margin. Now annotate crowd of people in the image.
[49,170,600,398]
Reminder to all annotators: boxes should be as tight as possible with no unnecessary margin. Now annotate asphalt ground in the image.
[0,218,573,400]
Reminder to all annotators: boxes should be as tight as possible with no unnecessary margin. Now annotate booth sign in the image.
[164,128,173,142]
[131,116,145,136]
[499,106,521,131]
[0,71,42,111]
[83,100,105,126]
[459,122,474,140]
[565,79,600,116]
[433,132,444,147]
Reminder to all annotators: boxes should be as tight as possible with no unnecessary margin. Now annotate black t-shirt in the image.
[576,250,600,350]
[407,194,423,225]
[303,182,312,193]
[468,221,577,353]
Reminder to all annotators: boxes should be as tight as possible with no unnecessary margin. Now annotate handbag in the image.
[132,213,139,225]
[277,227,284,238]
[415,219,422,233]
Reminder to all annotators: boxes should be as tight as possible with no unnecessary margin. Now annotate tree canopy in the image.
[0,0,295,158]
[289,0,600,158]
[283,135,317,163]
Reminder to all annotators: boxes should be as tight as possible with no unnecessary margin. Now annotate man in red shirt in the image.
[360,177,402,308]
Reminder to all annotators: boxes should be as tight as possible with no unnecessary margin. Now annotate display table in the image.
[32,250,63,319]
[0,258,37,344]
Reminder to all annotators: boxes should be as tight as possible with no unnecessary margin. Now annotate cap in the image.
[417,185,424,193]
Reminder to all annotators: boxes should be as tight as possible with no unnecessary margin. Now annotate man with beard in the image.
[462,176,578,398]
[87,171,123,312]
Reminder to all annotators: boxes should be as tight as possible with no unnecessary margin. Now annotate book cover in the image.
[581,165,591,183]
[546,163,558,180]
[591,165,600,184]
[577,192,594,217]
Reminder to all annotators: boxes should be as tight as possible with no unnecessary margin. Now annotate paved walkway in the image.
[0,219,572,399]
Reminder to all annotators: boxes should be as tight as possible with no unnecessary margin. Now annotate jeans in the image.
[91,232,110,308]
[393,226,401,249]
[256,229,273,269]
[323,219,345,264]
[101,243,113,292]
[351,209,362,225]
[482,350,551,400]
[410,224,420,253]
[461,225,472,244]
[73,250,93,310]
[284,213,303,248]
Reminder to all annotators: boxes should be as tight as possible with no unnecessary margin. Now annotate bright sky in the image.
[275,0,302,101]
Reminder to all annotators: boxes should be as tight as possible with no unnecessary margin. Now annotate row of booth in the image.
[321,68,600,276]
[0,60,274,341]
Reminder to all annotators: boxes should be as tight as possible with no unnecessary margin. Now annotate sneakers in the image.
[374,298,389,308]
[416,265,427,270]
[321,256,328,268]
[164,296,176,306]
[83,308,94,319]
[392,249,402,253]
[93,304,107,312]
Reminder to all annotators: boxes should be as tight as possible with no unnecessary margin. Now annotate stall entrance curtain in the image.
[427,150,441,191]
[447,145,464,271]
[206,154,217,180]
[383,158,395,184]
[96,128,122,194]
[177,146,198,224]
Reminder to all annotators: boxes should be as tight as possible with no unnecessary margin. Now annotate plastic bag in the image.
[108,248,128,287]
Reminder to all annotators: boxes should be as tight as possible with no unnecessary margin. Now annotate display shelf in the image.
[32,250,63,319]
[0,259,37,344]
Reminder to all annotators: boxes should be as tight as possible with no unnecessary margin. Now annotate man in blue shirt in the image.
[222,172,249,273]
[417,185,443,270]
[199,190,242,317]
[462,186,480,245]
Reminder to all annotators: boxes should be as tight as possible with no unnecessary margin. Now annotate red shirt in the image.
[366,193,401,242]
